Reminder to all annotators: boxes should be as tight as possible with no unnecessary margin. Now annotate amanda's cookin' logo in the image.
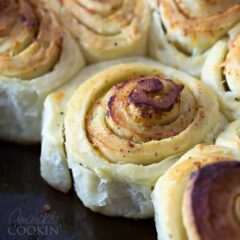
[8,207,61,237]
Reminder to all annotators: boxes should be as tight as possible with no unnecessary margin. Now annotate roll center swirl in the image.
[93,75,196,143]
[128,77,184,117]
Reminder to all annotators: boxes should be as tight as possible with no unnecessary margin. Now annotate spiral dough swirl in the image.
[149,0,240,76]
[65,61,224,167]
[157,0,240,54]
[0,0,62,79]
[0,0,84,143]
[43,0,151,63]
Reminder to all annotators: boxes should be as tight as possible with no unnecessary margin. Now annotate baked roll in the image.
[202,23,240,121]
[41,57,150,193]
[0,0,85,143]
[216,120,240,151]
[64,58,226,218]
[41,0,151,63]
[149,0,240,77]
[152,144,240,240]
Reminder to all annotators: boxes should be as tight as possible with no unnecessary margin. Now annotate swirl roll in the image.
[0,0,85,143]
[149,0,240,76]
[64,58,225,218]
[152,144,240,240]
[202,23,240,120]
[42,0,151,63]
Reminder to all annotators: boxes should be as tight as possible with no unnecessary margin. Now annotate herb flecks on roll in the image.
[86,74,199,163]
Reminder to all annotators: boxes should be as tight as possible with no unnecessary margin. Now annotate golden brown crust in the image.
[158,0,240,53]
[42,0,151,63]
[87,75,195,147]
[0,0,85,143]
[0,0,63,79]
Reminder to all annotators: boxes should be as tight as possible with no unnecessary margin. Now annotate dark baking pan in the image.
[0,142,156,240]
